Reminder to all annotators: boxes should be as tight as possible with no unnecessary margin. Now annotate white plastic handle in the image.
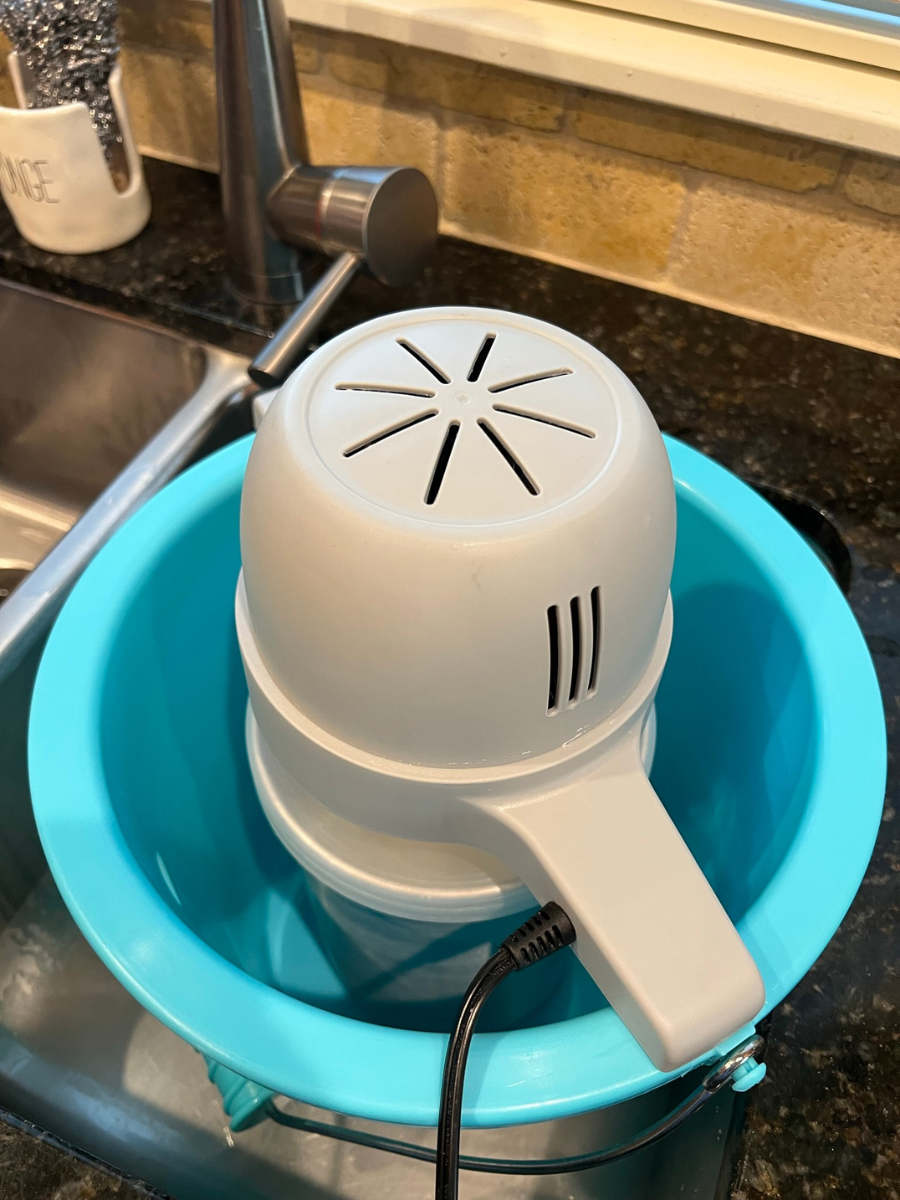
[471,733,765,1071]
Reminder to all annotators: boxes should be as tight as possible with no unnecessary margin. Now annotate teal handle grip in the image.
[204,1055,277,1131]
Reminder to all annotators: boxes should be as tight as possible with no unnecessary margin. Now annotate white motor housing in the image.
[238,307,764,1071]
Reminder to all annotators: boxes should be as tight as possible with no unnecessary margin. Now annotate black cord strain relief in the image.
[500,902,576,970]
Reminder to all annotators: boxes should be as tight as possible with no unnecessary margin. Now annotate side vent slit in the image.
[589,586,601,693]
[397,339,451,384]
[569,596,582,702]
[547,606,561,711]
[467,334,496,382]
[545,588,601,714]
[425,421,460,504]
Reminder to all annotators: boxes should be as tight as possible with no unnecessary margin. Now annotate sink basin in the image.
[0,277,248,918]
[0,280,219,575]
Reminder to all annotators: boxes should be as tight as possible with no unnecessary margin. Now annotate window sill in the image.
[289,0,900,155]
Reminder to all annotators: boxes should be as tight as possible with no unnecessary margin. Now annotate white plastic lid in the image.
[247,707,532,921]
[247,703,657,923]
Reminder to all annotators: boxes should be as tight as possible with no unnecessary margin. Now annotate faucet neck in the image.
[212,0,308,305]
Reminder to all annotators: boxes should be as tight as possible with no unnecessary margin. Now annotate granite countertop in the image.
[0,1107,168,1199]
[0,158,895,1200]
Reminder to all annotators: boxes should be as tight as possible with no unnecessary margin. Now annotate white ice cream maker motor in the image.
[238,305,765,1072]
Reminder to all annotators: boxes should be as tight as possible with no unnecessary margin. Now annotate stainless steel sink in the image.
[0,280,253,691]
[0,278,249,920]
[0,280,211,573]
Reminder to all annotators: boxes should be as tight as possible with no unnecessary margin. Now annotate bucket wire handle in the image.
[266,1034,766,1174]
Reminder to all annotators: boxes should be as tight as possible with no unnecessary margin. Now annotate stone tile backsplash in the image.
[11,0,900,356]
[441,119,686,281]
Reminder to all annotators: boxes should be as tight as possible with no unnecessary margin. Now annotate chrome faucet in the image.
[213,0,309,306]
[212,0,438,379]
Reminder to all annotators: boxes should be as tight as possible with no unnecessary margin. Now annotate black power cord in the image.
[434,901,576,1200]
[433,952,516,1196]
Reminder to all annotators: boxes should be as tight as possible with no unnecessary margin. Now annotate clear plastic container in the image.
[303,875,567,1032]
[247,709,574,1032]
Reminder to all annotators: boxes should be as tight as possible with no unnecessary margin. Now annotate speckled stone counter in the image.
[0,1107,168,1199]
[0,157,895,1200]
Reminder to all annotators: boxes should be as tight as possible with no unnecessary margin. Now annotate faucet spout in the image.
[212,0,308,304]
[212,0,438,317]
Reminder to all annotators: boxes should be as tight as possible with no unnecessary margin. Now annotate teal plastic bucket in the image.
[27,434,886,1128]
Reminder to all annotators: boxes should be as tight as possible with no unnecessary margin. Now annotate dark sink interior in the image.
[0,280,207,573]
